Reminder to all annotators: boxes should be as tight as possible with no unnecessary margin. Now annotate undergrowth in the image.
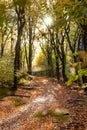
[0,87,10,99]
[11,98,25,107]
[33,110,69,121]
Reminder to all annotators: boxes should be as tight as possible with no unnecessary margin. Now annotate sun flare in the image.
[42,15,52,30]
[44,16,52,26]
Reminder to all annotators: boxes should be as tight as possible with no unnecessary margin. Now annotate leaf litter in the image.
[0,77,87,129]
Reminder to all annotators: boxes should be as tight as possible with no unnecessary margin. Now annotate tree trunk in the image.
[55,32,60,80]
[13,27,23,90]
[80,24,87,83]
[81,24,87,51]
[55,54,60,80]
[25,43,29,71]
[61,34,67,82]
[1,32,4,57]
[61,58,67,82]
[12,6,25,90]
[47,32,53,77]
[1,43,4,57]
[28,16,32,75]
[47,45,53,76]
[10,28,14,55]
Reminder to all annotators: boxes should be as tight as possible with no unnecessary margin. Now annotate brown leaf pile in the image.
[0,77,87,130]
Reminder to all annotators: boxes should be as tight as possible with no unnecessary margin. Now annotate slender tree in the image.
[12,0,26,90]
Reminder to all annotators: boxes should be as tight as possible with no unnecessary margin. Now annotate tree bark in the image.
[1,31,4,57]
[55,32,60,80]
[55,54,60,80]
[13,26,23,90]
[28,16,32,75]
[13,6,25,90]
[81,24,87,51]
[47,31,53,77]
[1,43,4,57]
[61,33,67,82]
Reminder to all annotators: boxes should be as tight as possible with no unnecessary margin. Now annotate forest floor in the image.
[0,76,87,130]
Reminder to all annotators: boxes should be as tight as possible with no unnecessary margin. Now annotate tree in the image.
[0,1,8,57]
[12,0,26,90]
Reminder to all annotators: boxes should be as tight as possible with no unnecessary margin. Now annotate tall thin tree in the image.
[13,1,26,90]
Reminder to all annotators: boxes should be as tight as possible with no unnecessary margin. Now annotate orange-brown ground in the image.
[0,77,87,130]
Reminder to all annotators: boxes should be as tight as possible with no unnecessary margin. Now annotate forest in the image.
[0,0,87,129]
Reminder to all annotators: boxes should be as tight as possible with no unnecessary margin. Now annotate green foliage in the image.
[34,112,45,118]
[51,113,69,121]
[13,0,27,7]
[34,110,69,121]
[0,87,10,99]
[78,69,87,77]
[0,55,14,87]
[66,74,78,86]
[12,97,25,107]
[16,70,34,83]
[0,1,7,26]
[66,68,87,86]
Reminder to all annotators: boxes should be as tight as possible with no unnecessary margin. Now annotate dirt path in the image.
[0,77,87,130]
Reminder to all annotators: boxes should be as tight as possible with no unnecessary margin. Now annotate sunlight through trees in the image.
[0,0,87,89]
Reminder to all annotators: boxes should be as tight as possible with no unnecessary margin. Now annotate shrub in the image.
[33,110,69,121]
[35,52,46,66]
[11,97,25,107]
[0,87,10,99]
[0,55,14,87]
[66,68,87,86]
[16,70,34,83]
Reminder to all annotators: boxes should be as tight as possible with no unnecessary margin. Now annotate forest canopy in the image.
[0,0,87,90]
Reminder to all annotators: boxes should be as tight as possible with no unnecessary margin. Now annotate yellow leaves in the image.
[36,52,46,66]
[0,1,6,9]
[72,62,79,68]
[0,2,6,17]
[0,2,7,26]
[78,50,87,67]
[81,61,87,68]
[72,51,87,68]
[78,51,87,59]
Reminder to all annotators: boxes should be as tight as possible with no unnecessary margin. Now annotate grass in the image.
[34,112,46,118]
[51,113,69,121]
[33,110,69,121]
[0,87,10,99]
[11,97,25,107]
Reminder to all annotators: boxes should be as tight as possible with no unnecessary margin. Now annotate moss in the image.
[51,113,69,121]
[33,110,69,121]
[12,98,25,107]
[0,87,10,99]
[33,112,46,118]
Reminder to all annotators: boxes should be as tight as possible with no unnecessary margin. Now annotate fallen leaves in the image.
[0,77,87,130]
